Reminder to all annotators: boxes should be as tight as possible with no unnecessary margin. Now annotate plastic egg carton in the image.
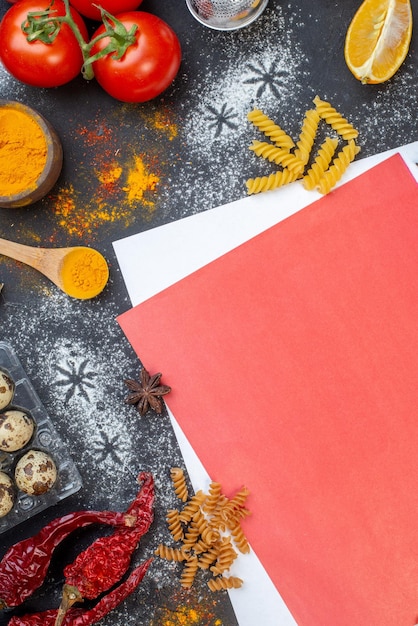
[0,341,82,533]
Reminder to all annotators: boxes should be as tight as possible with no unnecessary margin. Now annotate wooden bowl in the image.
[0,100,63,209]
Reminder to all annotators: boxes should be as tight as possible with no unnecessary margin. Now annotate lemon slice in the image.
[344,0,413,84]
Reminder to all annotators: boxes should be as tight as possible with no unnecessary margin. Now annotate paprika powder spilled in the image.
[60,247,109,299]
[55,472,155,626]
[0,107,47,197]
[7,558,153,626]
[0,509,133,610]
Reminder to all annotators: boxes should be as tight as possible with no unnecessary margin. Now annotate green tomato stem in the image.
[22,0,139,82]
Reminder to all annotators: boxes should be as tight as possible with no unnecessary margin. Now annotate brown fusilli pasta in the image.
[178,490,205,523]
[156,469,252,591]
[207,576,244,592]
[202,481,223,514]
[155,544,188,561]
[230,524,251,554]
[170,467,189,502]
[180,556,199,589]
[166,509,184,542]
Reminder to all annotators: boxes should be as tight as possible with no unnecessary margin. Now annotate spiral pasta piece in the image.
[302,137,339,191]
[230,524,251,554]
[170,467,189,502]
[155,544,188,561]
[246,167,300,195]
[207,576,244,592]
[166,509,184,542]
[317,139,361,195]
[182,523,201,549]
[180,556,199,589]
[210,538,238,575]
[179,490,205,523]
[197,546,219,569]
[192,510,220,545]
[249,140,304,173]
[202,481,223,514]
[313,96,358,140]
[247,109,295,149]
[294,108,320,166]
[157,471,252,591]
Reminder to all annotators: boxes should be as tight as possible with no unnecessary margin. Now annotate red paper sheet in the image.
[118,155,418,625]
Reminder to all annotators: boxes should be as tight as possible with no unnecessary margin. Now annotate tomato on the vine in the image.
[90,12,182,103]
[0,0,88,88]
[69,0,143,21]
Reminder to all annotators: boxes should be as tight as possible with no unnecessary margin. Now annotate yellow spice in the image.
[60,248,109,300]
[0,108,48,197]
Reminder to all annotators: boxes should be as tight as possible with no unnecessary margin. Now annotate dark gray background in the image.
[0,0,417,623]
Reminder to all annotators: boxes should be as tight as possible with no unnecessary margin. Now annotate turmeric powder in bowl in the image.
[0,100,63,209]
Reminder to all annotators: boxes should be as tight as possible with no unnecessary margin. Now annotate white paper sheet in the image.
[113,143,418,626]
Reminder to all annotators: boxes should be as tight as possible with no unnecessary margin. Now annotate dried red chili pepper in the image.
[0,509,133,610]
[55,472,154,626]
[8,558,153,626]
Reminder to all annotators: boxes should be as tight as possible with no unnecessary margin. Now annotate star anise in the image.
[124,368,171,416]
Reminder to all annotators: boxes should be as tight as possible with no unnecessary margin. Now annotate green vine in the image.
[21,0,138,80]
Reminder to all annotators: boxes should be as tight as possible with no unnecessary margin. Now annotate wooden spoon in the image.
[0,237,109,299]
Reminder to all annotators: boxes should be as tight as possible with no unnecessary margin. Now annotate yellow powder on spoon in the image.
[60,248,109,300]
[0,107,48,197]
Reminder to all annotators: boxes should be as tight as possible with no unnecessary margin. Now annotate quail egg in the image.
[15,450,57,495]
[0,370,14,411]
[0,410,34,452]
[0,471,15,517]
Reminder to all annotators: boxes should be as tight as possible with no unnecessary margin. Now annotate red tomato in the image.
[69,0,143,21]
[0,0,88,88]
[90,12,181,103]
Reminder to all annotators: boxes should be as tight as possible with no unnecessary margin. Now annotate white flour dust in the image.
[160,6,310,215]
[0,292,181,510]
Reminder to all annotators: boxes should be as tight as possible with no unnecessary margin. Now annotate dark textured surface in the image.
[0,0,417,623]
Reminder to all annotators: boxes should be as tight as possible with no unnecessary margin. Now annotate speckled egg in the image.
[0,471,15,517]
[0,410,34,452]
[14,450,57,495]
[0,370,14,411]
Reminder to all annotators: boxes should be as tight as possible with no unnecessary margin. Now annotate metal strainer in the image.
[186,0,269,31]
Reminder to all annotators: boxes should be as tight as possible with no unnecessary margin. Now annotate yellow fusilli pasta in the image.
[249,140,304,172]
[207,576,244,592]
[313,96,359,140]
[246,167,300,195]
[247,109,295,149]
[170,467,188,502]
[302,136,339,191]
[245,99,360,196]
[294,108,320,166]
[316,139,360,194]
